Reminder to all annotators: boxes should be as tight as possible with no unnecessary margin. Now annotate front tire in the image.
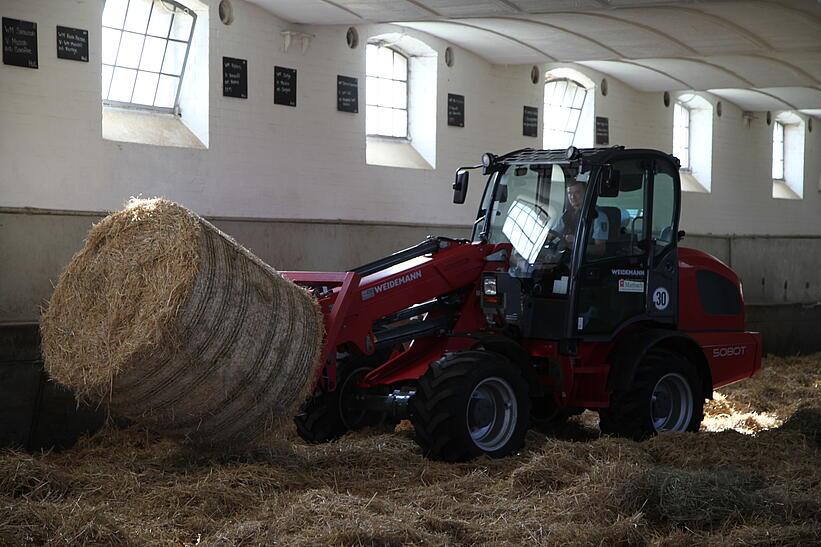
[410,350,530,462]
[294,361,388,444]
[599,348,704,440]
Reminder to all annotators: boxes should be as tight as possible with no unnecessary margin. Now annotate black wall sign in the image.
[222,57,247,99]
[2,17,38,69]
[523,106,539,137]
[596,116,610,146]
[274,66,297,107]
[337,75,358,113]
[447,93,465,128]
[56,26,88,62]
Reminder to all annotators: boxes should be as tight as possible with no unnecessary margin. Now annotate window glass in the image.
[543,79,588,149]
[487,165,580,271]
[366,44,409,138]
[673,103,690,170]
[651,170,676,254]
[587,160,649,261]
[101,0,195,111]
[147,7,173,37]
[772,121,784,180]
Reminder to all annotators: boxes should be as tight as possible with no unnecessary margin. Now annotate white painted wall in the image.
[0,1,818,237]
[177,0,210,146]
[0,0,540,226]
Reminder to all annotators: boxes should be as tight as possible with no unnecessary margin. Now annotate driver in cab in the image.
[548,181,608,257]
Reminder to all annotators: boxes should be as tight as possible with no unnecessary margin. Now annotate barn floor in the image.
[1,355,819,546]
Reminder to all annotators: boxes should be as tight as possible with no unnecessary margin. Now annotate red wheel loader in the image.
[282,146,762,462]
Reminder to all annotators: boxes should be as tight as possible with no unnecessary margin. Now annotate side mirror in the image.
[599,165,620,198]
[453,170,469,204]
[677,230,686,242]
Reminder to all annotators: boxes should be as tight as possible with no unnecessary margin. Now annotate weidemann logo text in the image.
[361,270,422,300]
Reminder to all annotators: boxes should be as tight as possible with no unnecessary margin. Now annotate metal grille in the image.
[101,0,196,113]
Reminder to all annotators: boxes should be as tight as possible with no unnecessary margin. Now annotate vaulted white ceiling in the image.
[248,0,821,116]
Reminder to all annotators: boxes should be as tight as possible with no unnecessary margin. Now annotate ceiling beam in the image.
[751,0,821,27]
[607,59,694,88]
[648,6,772,51]
[712,88,798,110]
[402,0,441,18]
[671,58,756,87]
[492,0,525,13]
[523,5,773,52]
[419,21,559,61]
[316,0,364,20]
[472,17,625,58]
[527,11,700,56]
[744,54,821,87]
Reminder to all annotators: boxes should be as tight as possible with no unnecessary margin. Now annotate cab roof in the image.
[494,146,680,170]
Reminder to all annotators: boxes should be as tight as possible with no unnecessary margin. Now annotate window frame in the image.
[543,77,588,149]
[772,120,785,181]
[102,0,197,114]
[673,102,691,171]
[365,43,410,140]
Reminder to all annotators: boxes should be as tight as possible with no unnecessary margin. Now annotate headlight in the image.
[483,276,497,296]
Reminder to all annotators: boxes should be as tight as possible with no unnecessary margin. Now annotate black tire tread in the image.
[599,348,704,441]
[410,350,530,462]
[293,390,346,444]
[293,358,386,444]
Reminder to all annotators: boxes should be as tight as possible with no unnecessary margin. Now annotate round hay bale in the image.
[40,198,324,447]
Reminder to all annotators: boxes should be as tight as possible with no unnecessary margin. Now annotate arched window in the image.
[771,112,805,200]
[102,0,197,112]
[366,44,408,139]
[772,121,784,180]
[673,102,691,170]
[543,78,588,149]
[674,93,713,193]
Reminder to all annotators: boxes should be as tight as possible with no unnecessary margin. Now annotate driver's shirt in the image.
[553,207,609,241]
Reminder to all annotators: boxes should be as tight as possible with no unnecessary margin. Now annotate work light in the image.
[483,276,497,296]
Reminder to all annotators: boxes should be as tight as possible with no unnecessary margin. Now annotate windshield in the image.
[479,163,590,269]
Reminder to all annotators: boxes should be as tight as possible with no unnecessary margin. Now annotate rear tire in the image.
[599,348,704,440]
[410,350,530,462]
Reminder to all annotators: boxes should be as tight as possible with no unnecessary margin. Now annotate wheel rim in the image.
[651,372,693,432]
[466,377,518,451]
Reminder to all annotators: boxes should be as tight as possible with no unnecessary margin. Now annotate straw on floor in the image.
[40,198,324,447]
[1,354,818,546]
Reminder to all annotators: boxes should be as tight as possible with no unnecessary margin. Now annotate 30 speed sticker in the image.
[653,287,669,310]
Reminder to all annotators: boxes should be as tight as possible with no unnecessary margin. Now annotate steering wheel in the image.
[544,234,562,250]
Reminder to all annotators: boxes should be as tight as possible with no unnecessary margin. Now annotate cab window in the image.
[651,167,676,255]
[586,159,649,261]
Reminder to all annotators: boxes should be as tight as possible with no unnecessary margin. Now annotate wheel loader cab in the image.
[474,147,681,342]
